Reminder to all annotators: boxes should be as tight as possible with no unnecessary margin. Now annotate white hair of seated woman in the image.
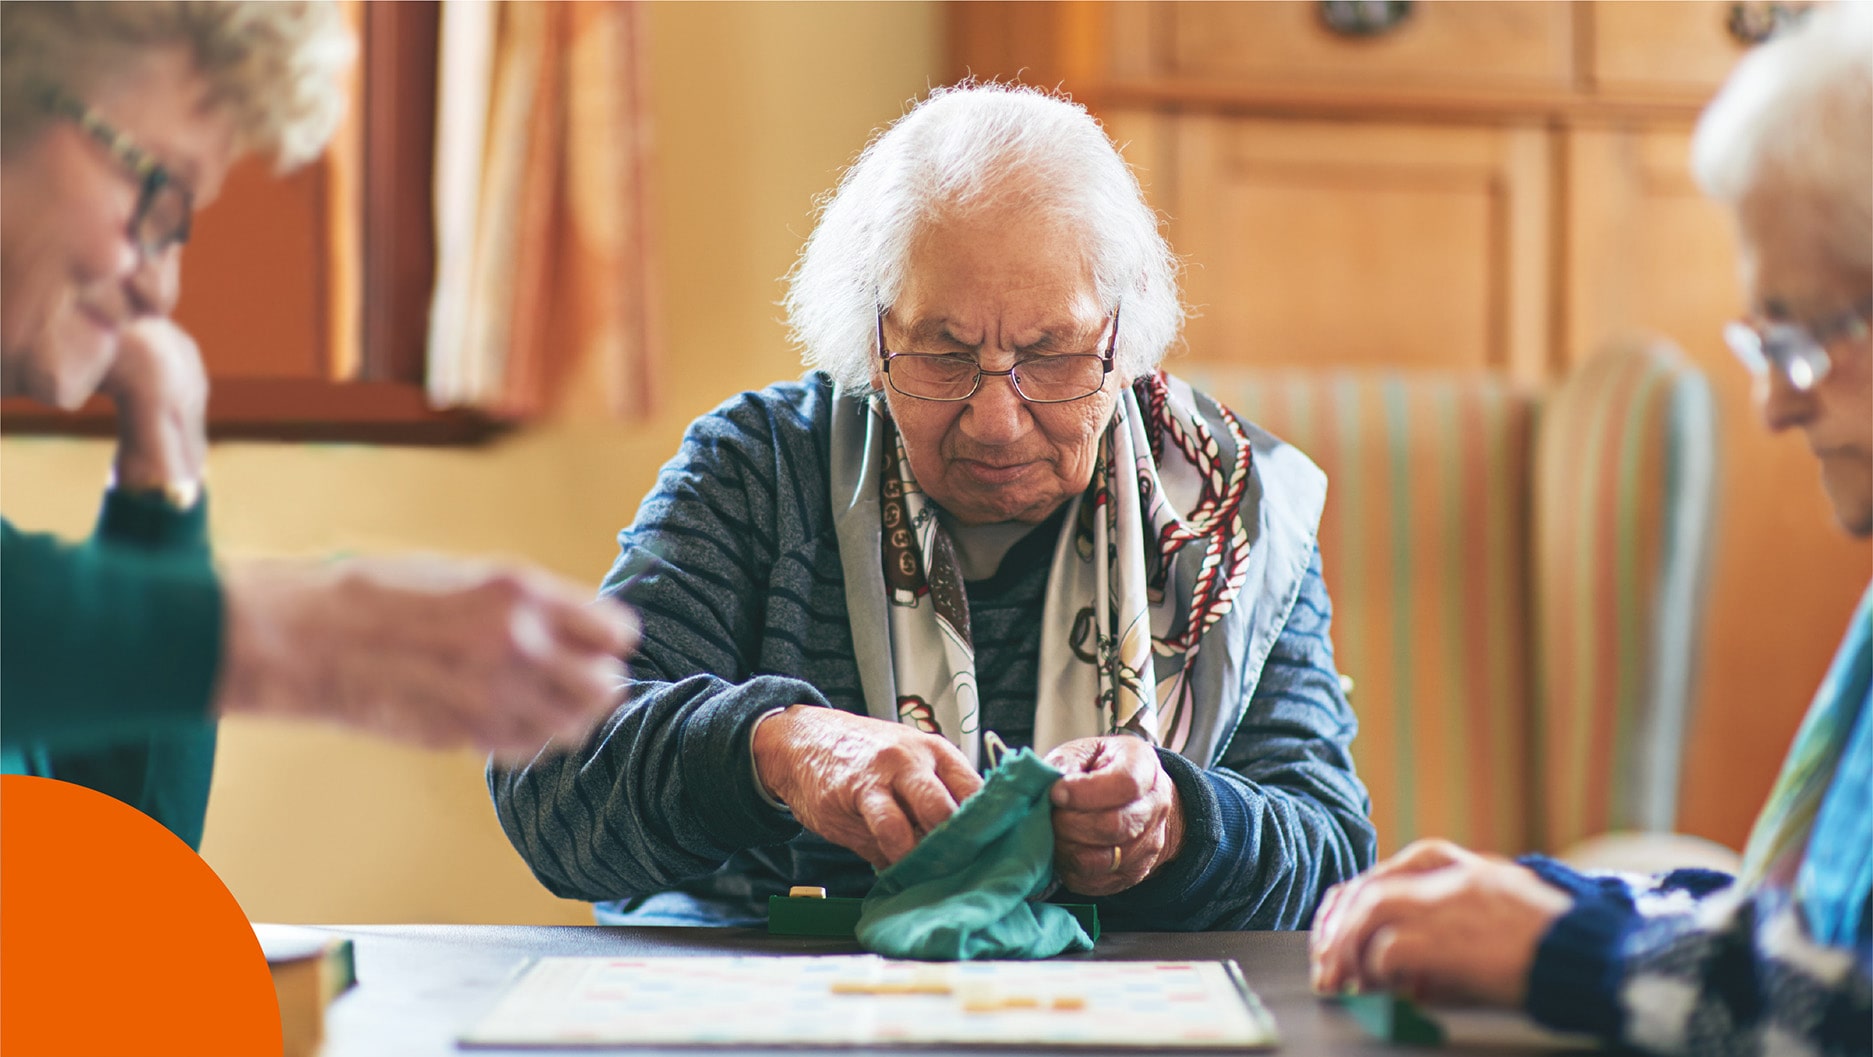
[784,82,1186,391]
[1692,0,1873,275]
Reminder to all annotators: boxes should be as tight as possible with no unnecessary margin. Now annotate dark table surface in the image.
[306,925,1596,1056]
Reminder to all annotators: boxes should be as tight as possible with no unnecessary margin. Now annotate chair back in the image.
[1530,337,1718,851]
[1185,367,1540,855]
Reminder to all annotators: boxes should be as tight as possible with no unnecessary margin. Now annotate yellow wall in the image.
[0,2,943,924]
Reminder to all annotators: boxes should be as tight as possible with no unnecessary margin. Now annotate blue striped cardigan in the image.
[489,374,1375,928]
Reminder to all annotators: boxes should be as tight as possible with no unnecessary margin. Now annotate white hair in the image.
[784,83,1183,390]
[1692,0,1873,273]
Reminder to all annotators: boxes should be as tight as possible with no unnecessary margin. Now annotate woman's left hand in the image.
[1045,735,1184,895]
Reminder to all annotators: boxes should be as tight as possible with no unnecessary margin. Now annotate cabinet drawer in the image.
[1161,1,1574,94]
[1586,1,1760,97]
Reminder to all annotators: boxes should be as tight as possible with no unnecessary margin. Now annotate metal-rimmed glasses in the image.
[1723,296,1873,392]
[877,303,1121,403]
[33,81,194,259]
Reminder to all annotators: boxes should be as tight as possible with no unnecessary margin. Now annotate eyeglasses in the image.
[33,82,194,259]
[1723,297,1872,392]
[878,304,1120,404]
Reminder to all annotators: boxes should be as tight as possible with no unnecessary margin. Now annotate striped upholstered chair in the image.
[1530,338,1719,855]
[1186,338,1717,856]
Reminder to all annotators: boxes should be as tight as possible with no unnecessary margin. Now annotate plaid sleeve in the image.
[1519,855,1873,1055]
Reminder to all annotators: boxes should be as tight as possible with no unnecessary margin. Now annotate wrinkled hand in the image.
[1308,839,1572,1007]
[218,555,638,756]
[752,707,983,870]
[96,316,208,490]
[1045,735,1184,896]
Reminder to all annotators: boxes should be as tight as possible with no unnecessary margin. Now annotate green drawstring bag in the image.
[855,738,1095,961]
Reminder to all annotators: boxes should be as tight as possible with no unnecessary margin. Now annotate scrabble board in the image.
[459,955,1279,1050]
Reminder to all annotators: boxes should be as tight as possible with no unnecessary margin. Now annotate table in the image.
[309,925,1596,1056]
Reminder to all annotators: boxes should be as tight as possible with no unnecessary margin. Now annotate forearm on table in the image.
[1519,852,1741,1039]
[1528,876,1872,1053]
[488,671,826,901]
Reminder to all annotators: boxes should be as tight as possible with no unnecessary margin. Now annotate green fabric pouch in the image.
[855,742,1095,961]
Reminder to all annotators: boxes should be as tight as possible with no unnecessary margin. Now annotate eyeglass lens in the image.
[134,178,191,257]
[889,355,1108,402]
[1724,320,1831,391]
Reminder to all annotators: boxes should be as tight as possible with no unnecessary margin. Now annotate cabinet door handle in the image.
[1318,0,1414,38]
[1726,2,1813,46]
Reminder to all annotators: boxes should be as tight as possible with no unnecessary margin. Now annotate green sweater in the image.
[1,490,224,850]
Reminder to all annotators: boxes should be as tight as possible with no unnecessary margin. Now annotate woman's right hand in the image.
[216,555,638,756]
[752,706,983,868]
[1308,839,1571,1006]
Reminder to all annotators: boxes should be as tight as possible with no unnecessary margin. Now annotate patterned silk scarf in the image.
[875,372,1255,769]
[1738,581,1872,955]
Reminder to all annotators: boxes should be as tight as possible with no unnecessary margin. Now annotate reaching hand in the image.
[217,555,638,757]
[752,706,984,869]
[96,316,208,491]
[1045,735,1184,896]
[1308,838,1572,1006]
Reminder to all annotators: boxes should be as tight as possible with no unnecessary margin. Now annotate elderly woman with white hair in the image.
[1,1,634,850]
[1310,3,1871,1051]
[492,84,1376,931]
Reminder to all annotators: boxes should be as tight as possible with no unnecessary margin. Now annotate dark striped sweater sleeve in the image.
[1080,543,1378,930]
[487,387,827,902]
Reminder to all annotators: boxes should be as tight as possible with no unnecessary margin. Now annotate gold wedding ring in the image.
[1108,845,1123,874]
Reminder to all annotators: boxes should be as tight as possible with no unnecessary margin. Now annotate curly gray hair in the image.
[784,83,1183,389]
[1,1,353,170]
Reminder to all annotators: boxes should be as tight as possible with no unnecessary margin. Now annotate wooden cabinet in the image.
[1585,1,1760,98]
[951,0,1868,851]
[1167,116,1550,376]
[1161,1,1575,94]
[950,2,1784,384]
[1560,126,1734,368]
